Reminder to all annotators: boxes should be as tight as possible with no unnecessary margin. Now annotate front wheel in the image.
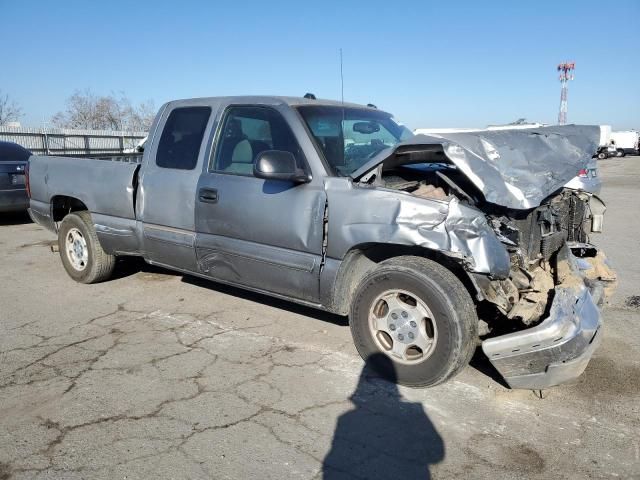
[349,256,478,387]
[58,211,115,284]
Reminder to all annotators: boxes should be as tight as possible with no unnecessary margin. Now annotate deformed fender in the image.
[445,199,510,277]
[325,178,510,278]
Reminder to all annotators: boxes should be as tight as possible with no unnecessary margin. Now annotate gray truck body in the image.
[28,96,616,389]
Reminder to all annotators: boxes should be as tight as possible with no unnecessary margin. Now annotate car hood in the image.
[350,125,601,210]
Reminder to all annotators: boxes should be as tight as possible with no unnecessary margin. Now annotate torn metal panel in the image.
[351,125,601,210]
[325,178,510,278]
[444,200,510,277]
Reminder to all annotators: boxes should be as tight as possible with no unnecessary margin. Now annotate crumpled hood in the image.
[350,125,601,210]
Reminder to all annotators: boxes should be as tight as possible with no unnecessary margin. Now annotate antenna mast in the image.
[557,61,575,125]
[339,48,344,105]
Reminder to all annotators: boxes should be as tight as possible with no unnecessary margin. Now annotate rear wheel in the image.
[58,211,115,284]
[349,256,477,387]
[617,149,626,158]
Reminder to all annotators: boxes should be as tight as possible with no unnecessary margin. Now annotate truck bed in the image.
[28,154,141,223]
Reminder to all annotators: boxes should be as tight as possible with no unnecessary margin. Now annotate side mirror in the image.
[253,150,310,183]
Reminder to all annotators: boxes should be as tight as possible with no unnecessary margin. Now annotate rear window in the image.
[0,142,31,162]
[156,107,211,170]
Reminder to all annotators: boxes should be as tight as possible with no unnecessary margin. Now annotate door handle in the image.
[198,188,218,204]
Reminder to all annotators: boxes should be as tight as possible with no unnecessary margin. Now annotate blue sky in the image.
[2,0,638,130]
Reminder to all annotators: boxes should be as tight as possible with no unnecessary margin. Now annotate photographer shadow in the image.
[323,353,445,479]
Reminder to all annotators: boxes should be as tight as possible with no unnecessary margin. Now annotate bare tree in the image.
[52,90,155,131]
[127,99,156,131]
[0,90,23,126]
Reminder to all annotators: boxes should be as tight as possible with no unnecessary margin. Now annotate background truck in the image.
[610,130,640,156]
[594,127,640,158]
[26,96,616,389]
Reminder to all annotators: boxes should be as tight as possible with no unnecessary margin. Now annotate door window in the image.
[213,106,304,175]
[156,107,211,170]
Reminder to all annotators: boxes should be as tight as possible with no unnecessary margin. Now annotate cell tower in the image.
[557,61,575,125]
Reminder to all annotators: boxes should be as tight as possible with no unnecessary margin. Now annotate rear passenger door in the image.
[138,105,212,270]
[194,105,326,302]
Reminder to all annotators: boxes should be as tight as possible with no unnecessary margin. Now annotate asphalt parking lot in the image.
[1,158,639,479]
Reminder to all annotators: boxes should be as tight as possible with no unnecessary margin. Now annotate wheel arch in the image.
[327,243,480,316]
[51,195,90,223]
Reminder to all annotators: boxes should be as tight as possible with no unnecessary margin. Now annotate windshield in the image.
[297,106,413,176]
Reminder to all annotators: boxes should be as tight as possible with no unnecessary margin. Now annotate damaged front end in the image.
[351,126,616,389]
[478,190,614,325]
[479,190,617,389]
[482,246,605,389]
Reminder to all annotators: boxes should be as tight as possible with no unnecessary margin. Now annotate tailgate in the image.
[0,162,27,190]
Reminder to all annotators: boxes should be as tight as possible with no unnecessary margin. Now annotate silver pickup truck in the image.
[27,96,617,389]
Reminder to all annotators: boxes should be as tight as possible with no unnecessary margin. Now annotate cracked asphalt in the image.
[1,158,639,479]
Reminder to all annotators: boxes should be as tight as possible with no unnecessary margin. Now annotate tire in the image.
[57,211,115,284]
[349,256,477,387]
[597,152,607,160]
[617,149,626,158]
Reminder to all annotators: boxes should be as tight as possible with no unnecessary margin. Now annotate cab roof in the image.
[165,95,384,112]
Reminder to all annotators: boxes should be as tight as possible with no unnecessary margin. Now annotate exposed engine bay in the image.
[480,190,616,327]
[364,163,617,329]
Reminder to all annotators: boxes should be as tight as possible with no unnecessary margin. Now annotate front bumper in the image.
[0,189,29,213]
[482,245,614,389]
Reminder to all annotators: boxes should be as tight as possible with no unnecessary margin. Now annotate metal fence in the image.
[0,126,147,156]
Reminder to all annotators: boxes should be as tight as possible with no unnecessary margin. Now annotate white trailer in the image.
[598,125,612,148]
[610,130,639,156]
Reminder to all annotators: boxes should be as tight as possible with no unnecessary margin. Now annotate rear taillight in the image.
[578,168,588,178]
[24,161,31,198]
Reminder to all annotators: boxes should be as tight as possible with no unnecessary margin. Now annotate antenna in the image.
[339,48,344,105]
[339,48,346,159]
[557,61,575,125]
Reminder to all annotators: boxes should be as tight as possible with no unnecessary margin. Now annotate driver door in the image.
[194,105,326,302]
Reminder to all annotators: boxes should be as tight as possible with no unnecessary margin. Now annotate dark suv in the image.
[0,141,31,213]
